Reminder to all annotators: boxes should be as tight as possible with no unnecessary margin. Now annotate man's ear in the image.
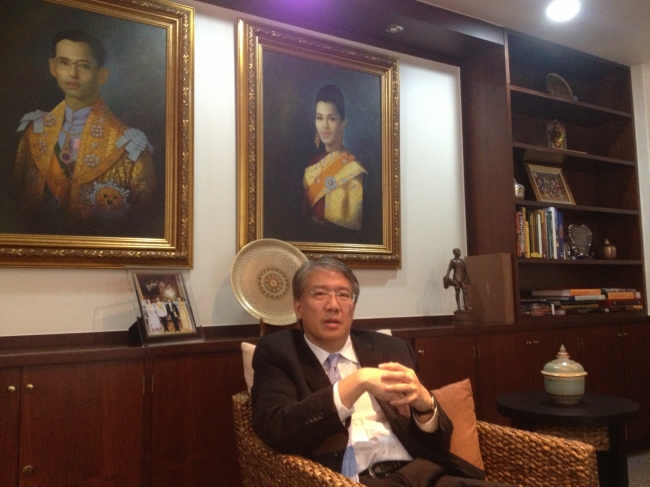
[49,58,57,78]
[97,67,110,87]
[293,299,302,321]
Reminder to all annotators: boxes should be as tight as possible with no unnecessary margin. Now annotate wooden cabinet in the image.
[476,329,564,423]
[461,30,645,325]
[0,368,21,487]
[7,360,144,487]
[150,351,247,487]
[621,322,650,440]
[563,325,626,397]
[414,334,477,391]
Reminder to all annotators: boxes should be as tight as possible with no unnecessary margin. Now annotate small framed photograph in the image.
[127,268,203,345]
[525,163,576,205]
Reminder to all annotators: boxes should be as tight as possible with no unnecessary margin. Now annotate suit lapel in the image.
[292,330,332,393]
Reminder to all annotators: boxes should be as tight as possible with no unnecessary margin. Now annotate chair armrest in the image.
[233,391,361,487]
[477,420,599,487]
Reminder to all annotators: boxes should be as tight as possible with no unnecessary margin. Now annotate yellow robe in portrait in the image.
[14,97,156,224]
[303,150,366,230]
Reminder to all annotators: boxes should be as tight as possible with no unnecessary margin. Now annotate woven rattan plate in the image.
[231,239,307,325]
[545,73,573,100]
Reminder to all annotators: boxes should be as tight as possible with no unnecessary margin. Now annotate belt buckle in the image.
[367,461,401,479]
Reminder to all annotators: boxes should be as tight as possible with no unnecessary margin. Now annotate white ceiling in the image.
[419,0,650,67]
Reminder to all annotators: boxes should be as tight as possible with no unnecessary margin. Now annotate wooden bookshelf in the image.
[462,30,645,324]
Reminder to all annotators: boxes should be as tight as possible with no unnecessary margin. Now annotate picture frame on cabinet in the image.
[236,19,401,268]
[127,268,203,345]
[0,0,194,268]
[525,163,575,205]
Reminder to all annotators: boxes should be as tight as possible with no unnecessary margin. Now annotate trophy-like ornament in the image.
[567,224,593,259]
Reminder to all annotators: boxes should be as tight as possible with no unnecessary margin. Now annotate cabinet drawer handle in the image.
[23,465,34,475]
[417,349,424,356]
[8,385,16,393]
[26,383,34,391]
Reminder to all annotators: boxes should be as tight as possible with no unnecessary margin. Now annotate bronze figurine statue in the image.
[444,248,471,311]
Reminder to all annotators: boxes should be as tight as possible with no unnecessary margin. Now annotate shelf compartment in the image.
[517,261,645,292]
[509,87,632,126]
[514,163,640,210]
[513,143,636,168]
[507,32,632,113]
[514,209,641,260]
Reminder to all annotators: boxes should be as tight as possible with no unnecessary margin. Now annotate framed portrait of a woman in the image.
[236,19,401,268]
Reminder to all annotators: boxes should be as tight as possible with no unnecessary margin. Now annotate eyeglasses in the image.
[307,291,356,303]
[54,57,98,73]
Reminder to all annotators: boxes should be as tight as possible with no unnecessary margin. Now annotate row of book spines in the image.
[515,207,563,259]
[520,302,644,315]
[530,289,641,299]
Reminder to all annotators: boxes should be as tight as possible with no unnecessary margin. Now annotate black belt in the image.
[360,460,410,479]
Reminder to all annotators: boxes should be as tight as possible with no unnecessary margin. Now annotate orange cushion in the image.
[432,379,484,470]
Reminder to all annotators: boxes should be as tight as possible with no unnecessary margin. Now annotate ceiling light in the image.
[385,25,404,34]
[546,0,580,22]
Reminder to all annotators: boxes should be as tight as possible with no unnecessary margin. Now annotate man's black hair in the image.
[52,29,107,67]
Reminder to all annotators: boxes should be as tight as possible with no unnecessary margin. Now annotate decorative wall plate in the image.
[231,239,307,325]
[545,73,573,100]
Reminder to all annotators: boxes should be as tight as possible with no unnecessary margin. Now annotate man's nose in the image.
[69,64,80,77]
[324,293,340,308]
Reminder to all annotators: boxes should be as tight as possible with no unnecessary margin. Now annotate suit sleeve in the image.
[250,335,348,456]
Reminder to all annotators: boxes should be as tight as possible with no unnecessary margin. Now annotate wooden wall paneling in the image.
[460,45,513,256]
[18,360,144,487]
[0,368,21,487]
[150,351,247,487]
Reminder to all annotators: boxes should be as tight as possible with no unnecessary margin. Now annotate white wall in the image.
[632,64,650,303]
[0,1,468,337]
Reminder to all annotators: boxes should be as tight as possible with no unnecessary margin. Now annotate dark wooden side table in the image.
[497,391,639,487]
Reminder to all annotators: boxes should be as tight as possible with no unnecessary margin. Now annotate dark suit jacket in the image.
[251,328,485,480]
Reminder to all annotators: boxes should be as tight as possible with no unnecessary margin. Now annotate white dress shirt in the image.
[304,335,438,472]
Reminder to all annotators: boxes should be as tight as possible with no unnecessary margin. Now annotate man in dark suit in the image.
[251,257,512,486]
[165,298,181,332]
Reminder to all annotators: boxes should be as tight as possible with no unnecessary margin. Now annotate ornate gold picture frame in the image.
[0,0,193,267]
[236,19,401,268]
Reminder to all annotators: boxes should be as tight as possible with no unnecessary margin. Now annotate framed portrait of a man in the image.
[236,19,401,268]
[0,0,193,267]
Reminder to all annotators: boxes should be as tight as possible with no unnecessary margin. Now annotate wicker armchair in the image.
[232,391,599,487]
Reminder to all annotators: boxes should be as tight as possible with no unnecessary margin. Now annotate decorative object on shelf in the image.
[525,163,575,204]
[545,73,573,101]
[598,239,617,260]
[546,119,567,150]
[444,248,473,323]
[514,179,525,199]
[231,238,308,327]
[127,268,203,346]
[567,224,593,259]
[541,345,587,405]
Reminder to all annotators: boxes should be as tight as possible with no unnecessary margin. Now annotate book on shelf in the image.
[516,206,564,259]
[598,299,643,307]
[603,304,644,312]
[602,290,641,300]
[465,253,515,324]
[531,288,603,297]
[544,294,606,301]
[555,307,607,315]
